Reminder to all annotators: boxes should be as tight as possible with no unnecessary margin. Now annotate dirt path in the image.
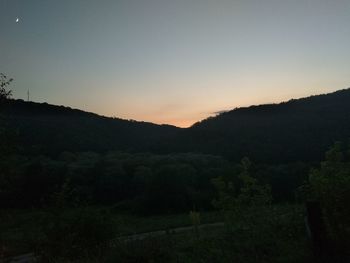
[7,222,225,262]
[114,221,225,242]
[6,253,36,263]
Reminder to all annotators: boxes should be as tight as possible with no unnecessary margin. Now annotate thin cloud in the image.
[211,109,229,115]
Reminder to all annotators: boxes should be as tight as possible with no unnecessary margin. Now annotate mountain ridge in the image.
[2,88,350,163]
[169,87,350,163]
[192,88,350,127]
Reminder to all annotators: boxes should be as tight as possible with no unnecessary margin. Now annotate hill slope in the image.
[1,100,180,155]
[2,88,350,163]
[158,88,350,163]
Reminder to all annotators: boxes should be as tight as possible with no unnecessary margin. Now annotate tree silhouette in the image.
[308,143,350,260]
[0,74,15,154]
[0,73,13,104]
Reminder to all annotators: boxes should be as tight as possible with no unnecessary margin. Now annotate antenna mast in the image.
[27,89,30,101]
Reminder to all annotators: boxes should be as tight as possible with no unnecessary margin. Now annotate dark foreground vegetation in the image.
[1,75,349,262]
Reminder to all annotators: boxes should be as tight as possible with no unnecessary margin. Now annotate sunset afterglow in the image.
[1,0,350,127]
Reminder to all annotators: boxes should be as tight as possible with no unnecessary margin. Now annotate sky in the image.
[1,0,350,127]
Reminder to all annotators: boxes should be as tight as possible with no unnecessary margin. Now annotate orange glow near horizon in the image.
[86,84,347,128]
[153,118,198,128]
[5,0,350,128]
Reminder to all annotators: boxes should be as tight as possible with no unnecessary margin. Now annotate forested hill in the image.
[158,88,350,163]
[3,88,350,163]
[1,99,180,155]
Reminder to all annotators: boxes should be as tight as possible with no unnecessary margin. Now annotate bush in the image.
[39,207,115,260]
[212,157,272,228]
[39,181,116,260]
[308,142,350,260]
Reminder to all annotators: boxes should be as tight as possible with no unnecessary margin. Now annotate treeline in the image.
[0,152,309,213]
[157,88,350,163]
[2,88,350,164]
[2,99,179,155]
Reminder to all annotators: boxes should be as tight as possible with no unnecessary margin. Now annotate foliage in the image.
[0,73,13,104]
[1,99,179,155]
[0,207,223,259]
[2,89,350,164]
[0,152,232,212]
[102,206,310,263]
[177,205,310,263]
[164,89,350,163]
[0,73,14,152]
[212,157,272,227]
[210,157,291,261]
[308,142,350,258]
[0,74,18,215]
[39,182,116,261]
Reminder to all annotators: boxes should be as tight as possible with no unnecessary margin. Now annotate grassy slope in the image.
[0,207,221,257]
[1,204,313,262]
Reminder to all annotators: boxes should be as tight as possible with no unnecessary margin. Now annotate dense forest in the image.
[0,152,309,210]
[2,88,350,164]
[161,88,350,163]
[1,99,179,155]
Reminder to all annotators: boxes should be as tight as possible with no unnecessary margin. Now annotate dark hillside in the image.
[159,88,350,163]
[1,99,180,155]
[3,88,350,163]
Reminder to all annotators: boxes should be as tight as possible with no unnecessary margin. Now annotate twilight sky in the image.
[1,0,350,127]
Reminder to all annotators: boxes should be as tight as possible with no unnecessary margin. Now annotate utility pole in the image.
[27,89,30,101]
